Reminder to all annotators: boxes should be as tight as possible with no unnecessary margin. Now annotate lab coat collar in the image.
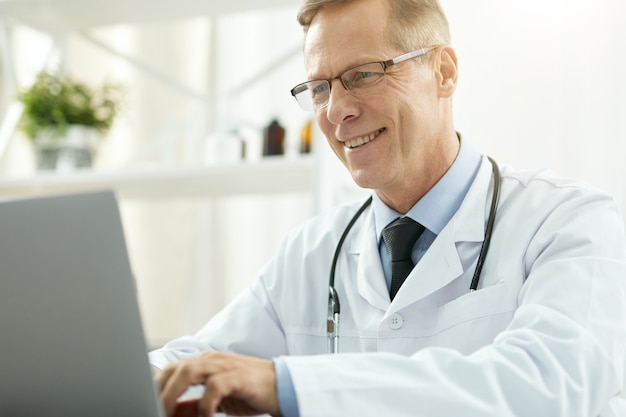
[347,155,495,312]
[447,154,495,243]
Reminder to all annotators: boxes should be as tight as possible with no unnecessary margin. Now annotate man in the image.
[152,0,626,416]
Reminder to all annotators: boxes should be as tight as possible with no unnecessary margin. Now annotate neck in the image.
[376,132,460,214]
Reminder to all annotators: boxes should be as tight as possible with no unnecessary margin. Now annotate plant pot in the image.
[35,126,99,172]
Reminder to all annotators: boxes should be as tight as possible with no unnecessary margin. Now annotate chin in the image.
[349,171,380,190]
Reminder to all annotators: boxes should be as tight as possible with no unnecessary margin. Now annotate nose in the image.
[325,78,360,125]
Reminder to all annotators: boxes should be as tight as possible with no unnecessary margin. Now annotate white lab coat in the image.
[150,156,626,417]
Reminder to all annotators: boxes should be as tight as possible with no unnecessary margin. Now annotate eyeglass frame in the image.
[290,46,438,111]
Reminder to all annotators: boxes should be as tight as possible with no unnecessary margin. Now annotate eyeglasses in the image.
[290,46,437,111]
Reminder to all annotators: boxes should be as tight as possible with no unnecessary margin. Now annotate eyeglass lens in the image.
[294,62,387,110]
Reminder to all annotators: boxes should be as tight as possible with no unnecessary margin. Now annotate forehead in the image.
[303,0,394,78]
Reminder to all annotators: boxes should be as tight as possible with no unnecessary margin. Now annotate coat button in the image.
[389,313,404,330]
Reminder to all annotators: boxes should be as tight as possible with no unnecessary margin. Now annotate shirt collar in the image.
[373,136,482,239]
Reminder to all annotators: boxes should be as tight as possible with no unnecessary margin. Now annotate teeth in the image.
[345,129,382,148]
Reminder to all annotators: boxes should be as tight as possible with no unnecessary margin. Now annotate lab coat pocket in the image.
[433,282,517,353]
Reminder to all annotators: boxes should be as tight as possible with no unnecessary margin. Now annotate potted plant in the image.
[17,71,122,172]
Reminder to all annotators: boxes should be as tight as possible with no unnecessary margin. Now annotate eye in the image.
[344,64,385,88]
[356,71,376,80]
[345,71,373,86]
[311,82,329,97]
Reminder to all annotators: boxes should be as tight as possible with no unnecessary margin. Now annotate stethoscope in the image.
[327,157,501,353]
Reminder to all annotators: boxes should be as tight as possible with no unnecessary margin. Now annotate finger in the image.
[198,370,267,417]
[198,371,236,417]
[157,353,218,392]
[156,365,176,393]
[160,362,210,417]
[157,367,184,416]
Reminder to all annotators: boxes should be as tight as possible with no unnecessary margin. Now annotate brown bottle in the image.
[263,119,285,156]
[300,119,313,154]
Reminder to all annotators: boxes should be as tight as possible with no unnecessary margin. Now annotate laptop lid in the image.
[0,191,164,417]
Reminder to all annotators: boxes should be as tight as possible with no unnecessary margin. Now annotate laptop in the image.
[0,191,165,417]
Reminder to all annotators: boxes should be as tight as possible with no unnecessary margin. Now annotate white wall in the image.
[444,0,626,218]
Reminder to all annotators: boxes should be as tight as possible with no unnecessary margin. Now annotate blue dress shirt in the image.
[275,138,482,417]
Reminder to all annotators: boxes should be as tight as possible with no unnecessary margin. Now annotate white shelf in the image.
[0,0,301,31]
[0,157,316,200]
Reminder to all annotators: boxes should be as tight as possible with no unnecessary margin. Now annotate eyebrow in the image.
[307,56,382,82]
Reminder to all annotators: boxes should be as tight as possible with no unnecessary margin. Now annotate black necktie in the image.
[382,217,425,300]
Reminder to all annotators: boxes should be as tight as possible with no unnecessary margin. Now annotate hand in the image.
[157,351,280,417]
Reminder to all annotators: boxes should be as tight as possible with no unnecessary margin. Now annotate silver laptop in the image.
[0,191,164,417]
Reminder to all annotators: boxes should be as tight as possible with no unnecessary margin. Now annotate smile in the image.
[344,128,385,149]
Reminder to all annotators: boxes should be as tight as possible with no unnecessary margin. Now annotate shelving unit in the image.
[0,0,310,202]
[0,157,317,200]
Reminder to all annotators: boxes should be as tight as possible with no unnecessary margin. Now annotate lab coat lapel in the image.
[346,208,390,311]
[390,157,495,312]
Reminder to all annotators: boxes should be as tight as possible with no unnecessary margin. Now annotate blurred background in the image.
[0,0,624,347]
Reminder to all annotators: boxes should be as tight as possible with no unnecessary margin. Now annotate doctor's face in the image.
[304,0,448,198]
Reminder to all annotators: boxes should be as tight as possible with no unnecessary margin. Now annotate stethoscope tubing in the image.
[470,156,500,291]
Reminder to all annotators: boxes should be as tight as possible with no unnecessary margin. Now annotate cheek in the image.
[315,110,329,130]
[316,121,350,168]
[314,112,340,148]
[315,110,335,143]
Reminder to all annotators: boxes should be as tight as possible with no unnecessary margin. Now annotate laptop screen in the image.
[0,191,164,417]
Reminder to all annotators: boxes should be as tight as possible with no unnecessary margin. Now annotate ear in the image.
[435,46,458,98]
